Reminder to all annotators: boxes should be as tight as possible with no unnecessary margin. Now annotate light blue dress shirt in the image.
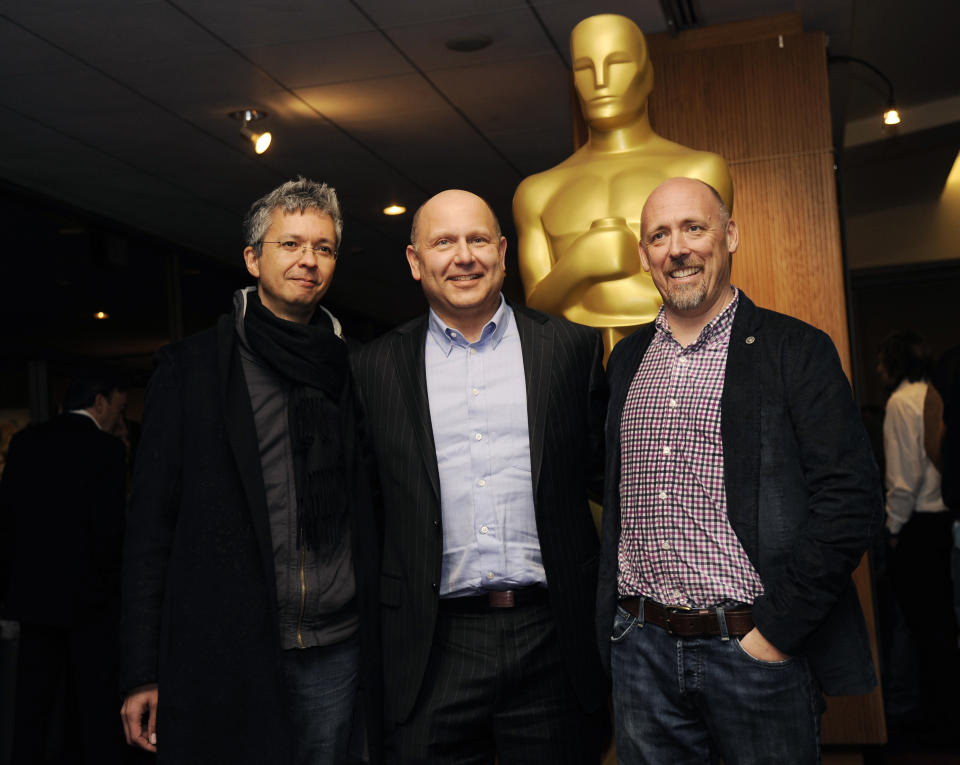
[425,297,546,598]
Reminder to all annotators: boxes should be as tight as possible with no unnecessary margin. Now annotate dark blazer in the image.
[120,315,381,764]
[352,303,608,725]
[1,413,126,624]
[597,293,883,696]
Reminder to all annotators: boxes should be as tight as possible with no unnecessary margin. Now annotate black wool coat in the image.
[120,315,381,763]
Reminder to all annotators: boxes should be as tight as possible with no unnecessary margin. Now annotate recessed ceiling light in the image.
[446,35,492,53]
[383,204,407,216]
[94,311,109,320]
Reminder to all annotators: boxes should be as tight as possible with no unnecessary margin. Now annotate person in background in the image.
[0,373,128,764]
[878,330,957,726]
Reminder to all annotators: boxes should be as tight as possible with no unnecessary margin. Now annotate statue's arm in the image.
[513,180,560,304]
[513,179,638,314]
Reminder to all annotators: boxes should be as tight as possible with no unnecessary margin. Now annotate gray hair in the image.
[243,176,343,255]
[409,192,502,248]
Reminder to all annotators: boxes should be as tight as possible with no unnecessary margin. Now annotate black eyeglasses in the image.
[262,240,337,260]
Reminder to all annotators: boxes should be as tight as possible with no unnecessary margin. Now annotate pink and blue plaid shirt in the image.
[617,288,764,607]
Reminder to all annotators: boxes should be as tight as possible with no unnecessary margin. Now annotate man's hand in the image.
[739,627,790,662]
[121,684,159,752]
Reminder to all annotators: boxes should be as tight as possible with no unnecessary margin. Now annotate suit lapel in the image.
[217,316,279,611]
[721,294,763,567]
[513,305,552,494]
[394,319,441,500]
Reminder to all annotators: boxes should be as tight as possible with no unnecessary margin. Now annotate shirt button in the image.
[469,348,476,355]
[673,590,682,601]
[475,432,482,441]
[679,358,688,366]
[669,398,677,408]
[658,491,667,500]
[663,446,671,455]
[661,540,671,550]
[487,571,495,580]
[480,525,489,534]
[472,388,479,396]
[477,479,486,487]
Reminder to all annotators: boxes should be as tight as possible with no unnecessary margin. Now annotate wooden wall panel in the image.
[650,35,833,170]
[728,153,851,370]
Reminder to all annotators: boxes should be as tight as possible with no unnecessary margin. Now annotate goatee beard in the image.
[662,257,706,311]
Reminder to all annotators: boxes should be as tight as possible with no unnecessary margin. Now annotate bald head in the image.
[641,177,730,240]
[404,189,508,340]
[637,176,739,331]
[410,190,501,249]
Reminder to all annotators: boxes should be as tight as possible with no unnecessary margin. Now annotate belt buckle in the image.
[488,590,515,608]
[663,603,692,636]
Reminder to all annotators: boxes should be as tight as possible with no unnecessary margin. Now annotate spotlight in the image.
[828,55,902,129]
[383,204,407,216]
[229,109,272,154]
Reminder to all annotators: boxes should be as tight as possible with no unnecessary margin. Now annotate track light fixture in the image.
[828,55,901,128]
[229,109,272,154]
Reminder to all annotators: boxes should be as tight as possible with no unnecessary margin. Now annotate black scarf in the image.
[243,291,348,552]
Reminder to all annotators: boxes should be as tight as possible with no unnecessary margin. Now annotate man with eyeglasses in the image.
[120,177,380,764]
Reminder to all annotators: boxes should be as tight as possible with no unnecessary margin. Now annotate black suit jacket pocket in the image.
[380,573,403,608]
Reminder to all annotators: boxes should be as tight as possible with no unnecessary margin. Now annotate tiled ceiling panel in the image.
[296,73,451,124]
[241,30,415,89]
[429,54,571,135]
[358,0,528,30]
[173,0,373,47]
[384,7,558,72]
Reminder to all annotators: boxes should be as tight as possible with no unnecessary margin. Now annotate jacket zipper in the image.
[297,544,306,648]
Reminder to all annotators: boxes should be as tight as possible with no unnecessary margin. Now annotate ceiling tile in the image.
[428,54,570,134]
[296,73,448,123]
[3,1,220,67]
[174,0,373,48]
[385,7,556,72]
[241,30,415,88]
[359,0,527,29]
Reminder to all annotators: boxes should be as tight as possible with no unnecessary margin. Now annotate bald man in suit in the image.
[352,190,607,764]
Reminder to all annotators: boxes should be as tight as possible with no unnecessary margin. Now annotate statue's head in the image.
[570,14,653,131]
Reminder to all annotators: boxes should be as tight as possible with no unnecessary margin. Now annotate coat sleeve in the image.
[120,348,183,694]
[750,329,883,655]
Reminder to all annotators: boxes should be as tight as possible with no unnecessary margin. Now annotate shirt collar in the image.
[655,286,740,349]
[69,408,102,430]
[427,294,510,356]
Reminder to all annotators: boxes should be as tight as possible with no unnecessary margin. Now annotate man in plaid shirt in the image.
[596,177,881,763]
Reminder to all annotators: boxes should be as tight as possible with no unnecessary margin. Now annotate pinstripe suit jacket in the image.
[352,302,608,725]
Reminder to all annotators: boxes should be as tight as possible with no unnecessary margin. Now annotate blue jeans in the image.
[279,635,360,765]
[610,602,822,764]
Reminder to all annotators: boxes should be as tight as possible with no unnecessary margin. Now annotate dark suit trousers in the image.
[12,619,128,765]
[385,600,603,765]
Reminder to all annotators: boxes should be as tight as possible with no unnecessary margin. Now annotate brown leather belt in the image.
[619,598,754,638]
[440,587,549,612]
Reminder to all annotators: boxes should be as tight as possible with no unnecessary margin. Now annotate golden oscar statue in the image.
[513,13,734,359]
